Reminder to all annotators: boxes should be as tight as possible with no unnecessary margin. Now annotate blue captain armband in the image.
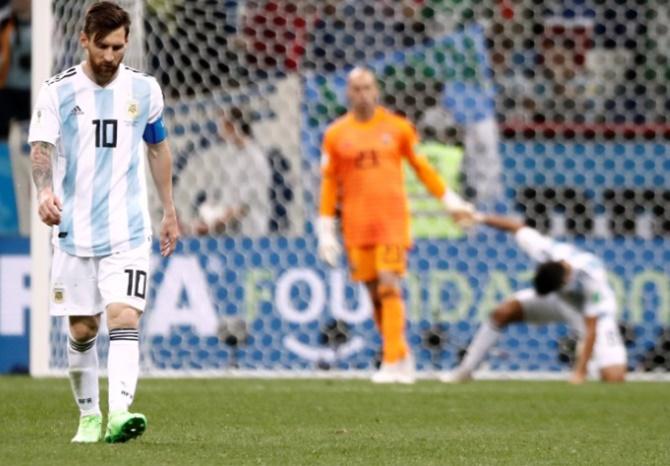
[143,116,167,144]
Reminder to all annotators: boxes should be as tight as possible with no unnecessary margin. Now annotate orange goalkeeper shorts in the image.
[346,244,407,282]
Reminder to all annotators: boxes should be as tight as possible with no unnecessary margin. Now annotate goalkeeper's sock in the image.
[67,335,101,417]
[379,284,409,363]
[459,319,502,374]
[107,328,140,413]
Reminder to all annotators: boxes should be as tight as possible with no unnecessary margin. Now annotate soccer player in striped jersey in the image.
[442,214,627,384]
[28,2,179,443]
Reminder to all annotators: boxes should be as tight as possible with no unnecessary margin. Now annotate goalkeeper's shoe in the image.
[371,353,416,385]
[104,411,147,443]
[71,414,103,443]
[439,369,473,384]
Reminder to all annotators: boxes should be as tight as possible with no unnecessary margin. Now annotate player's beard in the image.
[90,58,121,83]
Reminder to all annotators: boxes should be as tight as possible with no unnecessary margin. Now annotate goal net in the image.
[35,0,670,378]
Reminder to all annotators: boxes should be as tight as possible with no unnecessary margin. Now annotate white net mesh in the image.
[45,0,670,376]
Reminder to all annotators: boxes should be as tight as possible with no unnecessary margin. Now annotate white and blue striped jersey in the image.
[515,227,617,318]
[28,63,166,257]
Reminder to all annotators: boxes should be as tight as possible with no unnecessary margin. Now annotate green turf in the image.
[0,377,668,465]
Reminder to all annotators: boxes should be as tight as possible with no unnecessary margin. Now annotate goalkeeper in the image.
[317,67,474,384]
[442,213,627,384]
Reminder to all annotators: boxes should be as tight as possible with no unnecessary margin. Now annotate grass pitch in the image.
[0,377,668,465]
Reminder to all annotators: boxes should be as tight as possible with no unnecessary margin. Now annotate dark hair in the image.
[533,261,567,295]
[84,1,131,40]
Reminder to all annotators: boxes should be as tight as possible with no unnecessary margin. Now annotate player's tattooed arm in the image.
[30,141,55,191]
[30,141,62,226]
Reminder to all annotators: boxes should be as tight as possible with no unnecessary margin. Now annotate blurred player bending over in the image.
[442,214,627,384]
[317,67,474,384]
[29,2,179,443]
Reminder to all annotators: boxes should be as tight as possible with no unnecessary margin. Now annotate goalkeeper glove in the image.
[441,190,478,227]
[316,216,341,267]
[441,190,474,214]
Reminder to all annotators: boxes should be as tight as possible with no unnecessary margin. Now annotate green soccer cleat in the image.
[71,414,103,443]
[104,411,147,443]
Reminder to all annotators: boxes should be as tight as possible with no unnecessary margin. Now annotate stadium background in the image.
[0,0,669,376]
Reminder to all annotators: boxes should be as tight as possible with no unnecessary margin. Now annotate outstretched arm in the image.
[405,153,446,199]
[30,141,62,226]
[480,214,526,233]
[406,151,475,221]
[403,125,473,219]
[481,213,554,262]
[147,140,180,256]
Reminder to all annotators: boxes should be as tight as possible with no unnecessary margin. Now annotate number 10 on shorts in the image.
[124,269,147,299]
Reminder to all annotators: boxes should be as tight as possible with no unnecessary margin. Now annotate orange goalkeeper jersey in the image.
[319,106,447,248]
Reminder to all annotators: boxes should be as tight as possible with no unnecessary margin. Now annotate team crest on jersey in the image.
[380,133,392,145]
[53,285,65,304]
[126,99,139,120]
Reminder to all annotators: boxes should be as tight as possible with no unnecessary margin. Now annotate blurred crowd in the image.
[175,106,294,237]
[147,0,668,127]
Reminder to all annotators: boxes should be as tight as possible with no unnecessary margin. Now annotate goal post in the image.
[29,0,53,377]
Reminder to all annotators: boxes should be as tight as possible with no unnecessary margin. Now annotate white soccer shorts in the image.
[514,288,627,369]
[50,244,150,316]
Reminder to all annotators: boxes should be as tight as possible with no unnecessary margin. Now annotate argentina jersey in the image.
[28,64,167,257]
[515,226,616,318]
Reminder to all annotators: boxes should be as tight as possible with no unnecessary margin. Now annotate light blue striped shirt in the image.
[28,64,165,257]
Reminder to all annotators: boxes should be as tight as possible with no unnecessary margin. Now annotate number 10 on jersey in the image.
[92,119,118,148]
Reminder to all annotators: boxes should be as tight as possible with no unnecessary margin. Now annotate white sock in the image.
[67,336,101,417]
[459,319,502,374]
[107,328,140,413]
